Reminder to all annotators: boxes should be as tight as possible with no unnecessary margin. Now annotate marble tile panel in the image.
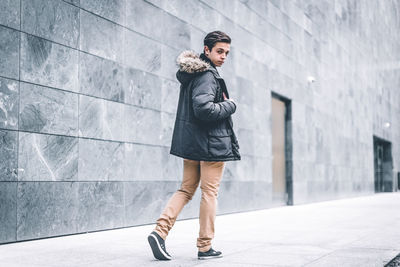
[18,132,78,181]
[218,181,272,214]
[0,0,20,29]
[189,26,205,52]
[236,76,254,106]
[214,181,243,214]
[0,26,19,79]
[253,105,271,133]
[124,29,161,74]
[161,146,182,181]
[80,10,123,62]
[145,0,196,25]
[235,103,255,130]
[126,1,190,49]
[125,0,163,40]
[17,181,79,240]
[252,132,271,158]
[124,105,162,145]
[79,95,125,141]
[160,45,180,80]
[161,78,179,114]
[124,181,178,226]
[80,0,125,25]
[160,111,175,147]
[20,33,79,92]
[236,128,255,156]
[0,182,17,243]
[20,83,78,136]
[254,156,272,182]
[78,138,124,181]
[123,67,161,110]
[124,143,163,181]
[0,77,19,130]
[189,1,220,33]
[21,0,79,48]
[235,154,256,181]
[223,161,238,182]
[78,95,102,139]
[202,0,235,20]
[100,99,125,142]
[0,130,18,181]
[77,182,124,232]
[161,11,191,49]
[79,52,124,102]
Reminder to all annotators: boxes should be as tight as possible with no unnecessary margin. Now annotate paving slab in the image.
[0,193,399,266]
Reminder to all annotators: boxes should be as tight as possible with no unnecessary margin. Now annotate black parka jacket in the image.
[170,51,241,162]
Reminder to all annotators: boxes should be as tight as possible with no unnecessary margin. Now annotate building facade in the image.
[1,0,399,244]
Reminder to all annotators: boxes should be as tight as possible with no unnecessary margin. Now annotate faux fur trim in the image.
[176,50,210,73]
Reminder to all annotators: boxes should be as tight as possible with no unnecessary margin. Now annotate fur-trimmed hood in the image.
[176,50,210,73]
[176,50,212,85]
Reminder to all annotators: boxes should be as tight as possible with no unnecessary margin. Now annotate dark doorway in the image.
[373,136,393,192]
[271,92,293,205]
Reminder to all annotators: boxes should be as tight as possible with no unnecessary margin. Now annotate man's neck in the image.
[200,53,216,68]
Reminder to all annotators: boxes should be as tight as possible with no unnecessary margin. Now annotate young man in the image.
[148,31,240,261]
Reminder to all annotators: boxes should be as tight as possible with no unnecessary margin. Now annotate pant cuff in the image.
[198,245,211,252]
[154,228,167,240]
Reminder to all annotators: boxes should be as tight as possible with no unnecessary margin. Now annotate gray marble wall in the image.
[0,0,399,243]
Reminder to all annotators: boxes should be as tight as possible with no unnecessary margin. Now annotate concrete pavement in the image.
[1,192,399,267]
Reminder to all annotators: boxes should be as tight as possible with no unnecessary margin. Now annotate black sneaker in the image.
[198,248,223,260]
[147,231,172,260]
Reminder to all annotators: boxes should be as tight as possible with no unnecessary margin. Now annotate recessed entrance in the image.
[373,136,393,192]
[271,92,293,205]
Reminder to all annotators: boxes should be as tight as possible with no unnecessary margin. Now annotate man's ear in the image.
[204,45,210,55]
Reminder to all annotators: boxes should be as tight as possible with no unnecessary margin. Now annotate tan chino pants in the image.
[154,158,225,252]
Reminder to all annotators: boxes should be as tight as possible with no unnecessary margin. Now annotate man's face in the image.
[204,42,230,67]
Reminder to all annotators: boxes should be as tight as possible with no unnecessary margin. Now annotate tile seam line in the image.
[14,129,173,149]
[300,247,346,267]
[0,126,177,149]
[13,78,175,115]
[77,3,81,209]
[0,128,20,134]
[16,0,22,243]
[12,181,181,183]
[13,180,267,183]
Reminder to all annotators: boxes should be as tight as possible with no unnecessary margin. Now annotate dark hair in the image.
[203,31,231,52]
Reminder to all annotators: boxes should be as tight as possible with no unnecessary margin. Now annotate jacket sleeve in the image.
[191,71,236,122]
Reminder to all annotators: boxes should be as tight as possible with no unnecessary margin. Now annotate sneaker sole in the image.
[148,234,171,261]
[198,255,223,260]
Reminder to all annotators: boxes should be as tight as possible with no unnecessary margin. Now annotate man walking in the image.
[148,31,240,261]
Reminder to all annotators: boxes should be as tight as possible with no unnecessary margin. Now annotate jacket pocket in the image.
[208,129,233,158]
